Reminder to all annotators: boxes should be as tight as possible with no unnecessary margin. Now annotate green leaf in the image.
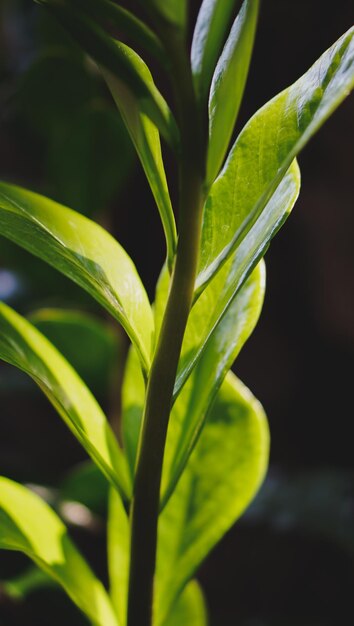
[207,0,259,186]
[36,0,179,149]
[107,488,130,626]
[0,476,119,626]
[155,372,269,624]
[102,54,177,269]
[0,182,153,373]
[160,261,265,504]
[164,580,208,626]
[198,26,354,291]
[121,161,299,486]
[175,161,300,401]
[121,346,146,481]
[74,0,166,66]
[191,0,240,109]
[0,302,131,500]
[122,260,264,493]
[29,308,120,401]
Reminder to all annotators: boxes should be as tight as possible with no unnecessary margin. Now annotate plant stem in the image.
[127,29,205,626]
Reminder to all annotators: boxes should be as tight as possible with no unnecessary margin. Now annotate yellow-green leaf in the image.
[164,580,208,626]
[0,476,119,626]
[108,488,130,626]
[155,372,269,624]
[103,53,177,269]
[0,302,131,500]
[0,182,153,373]
[197,27,354,291]
[191,0,240,108]
[207,0,259,185]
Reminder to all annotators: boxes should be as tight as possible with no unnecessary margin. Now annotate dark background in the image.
[0,1,353,625]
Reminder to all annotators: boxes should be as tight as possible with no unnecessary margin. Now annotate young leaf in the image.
[0,302,131,500]
[154,373,269,624]
[102,57,177,269]
[0,476,119,626]
[175,161,300,399]
[164,580,208,626]
[0,182,153,373]
[191,0,240,107]
[108,488,130,626]
[207,0,259,186]
[36,0,179,149]
[198,26,354,291]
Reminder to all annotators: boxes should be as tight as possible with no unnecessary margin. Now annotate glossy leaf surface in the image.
[198,26,354,291]
[174,161,300,401]
[160,262,265,504]
[37,0,178,148]
[103,55,177,269]
[0,182,153,372]
[0,302,131,500]
[165,580,208,626]
[0,477,119,626]
[191,0,239,107]
[155,373,269,624]
[122,261,264,485]
[207,0,259,185]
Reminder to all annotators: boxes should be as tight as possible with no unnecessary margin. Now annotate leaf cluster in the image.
[0,1,353,624]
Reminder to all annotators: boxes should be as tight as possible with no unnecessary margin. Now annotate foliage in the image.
[0,2,353,625]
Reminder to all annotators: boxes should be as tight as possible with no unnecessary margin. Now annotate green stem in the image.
[127,28,205,626]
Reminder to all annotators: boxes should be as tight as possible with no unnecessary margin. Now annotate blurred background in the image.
[0,1,353,625]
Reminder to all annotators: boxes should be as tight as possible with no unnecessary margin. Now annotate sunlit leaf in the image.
[172,161,300,403]
[164,580,208,626]
[207,0,259,185]
[121,346,146,481]
[0,476,119,626]
[155,373,269,624]
[122,261,264,484]
[108,488,130,626]
[197,26,354,291]
[160,261,265,504]
[191,0,239,107]
[0,302,131,500]
[0,182,153,372]
[103,54,177,269]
